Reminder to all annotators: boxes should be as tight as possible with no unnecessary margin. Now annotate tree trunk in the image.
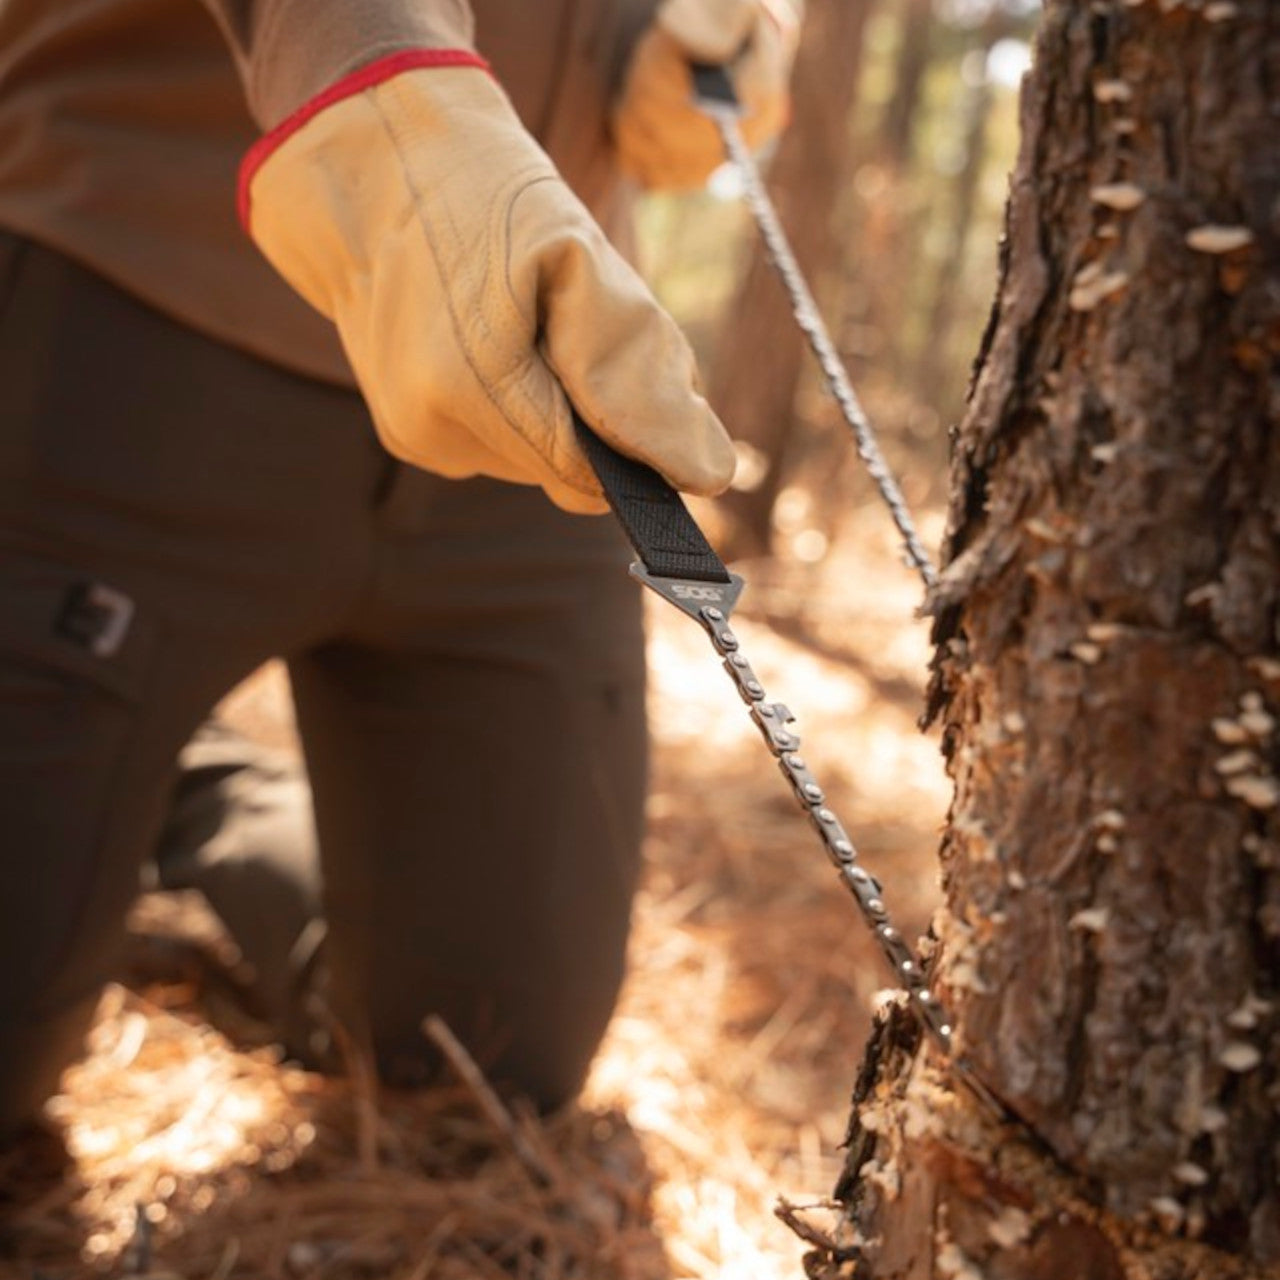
[819,4,1280,1277]
[880,0,935,170]
[709,0,875,560]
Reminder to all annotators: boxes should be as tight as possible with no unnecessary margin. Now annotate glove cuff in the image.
[238,48,492,231]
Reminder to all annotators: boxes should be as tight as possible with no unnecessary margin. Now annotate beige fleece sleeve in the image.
[197,0,477,129]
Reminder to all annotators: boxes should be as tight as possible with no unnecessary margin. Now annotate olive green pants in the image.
[0,233,647,1130]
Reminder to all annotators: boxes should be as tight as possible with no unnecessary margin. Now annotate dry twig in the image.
[421,1015,554,1191]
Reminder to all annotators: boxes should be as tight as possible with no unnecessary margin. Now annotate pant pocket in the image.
[0,552,155,706]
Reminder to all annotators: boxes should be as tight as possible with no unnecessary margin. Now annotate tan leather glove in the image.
[239,53,736,514]
[613,0,803,191]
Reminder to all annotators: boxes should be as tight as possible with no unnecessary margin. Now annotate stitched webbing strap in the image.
[690,62,740,111]
[573,414,731,584]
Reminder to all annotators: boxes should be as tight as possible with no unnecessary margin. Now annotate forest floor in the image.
[0,462,952,1280]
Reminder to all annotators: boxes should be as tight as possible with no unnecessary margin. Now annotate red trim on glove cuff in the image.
[238,48,492,231]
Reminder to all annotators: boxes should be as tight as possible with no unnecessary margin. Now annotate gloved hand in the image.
[239,54,736,514]
[613,0,803,191]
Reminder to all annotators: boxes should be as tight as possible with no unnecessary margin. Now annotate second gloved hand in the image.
[613,0,803,191]
[239,54,736,513]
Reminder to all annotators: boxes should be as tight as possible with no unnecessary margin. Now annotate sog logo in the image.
[669,583,725,602]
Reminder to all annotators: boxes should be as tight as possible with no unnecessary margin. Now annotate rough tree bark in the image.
[709,0,874,559]
[814,4,1280,1278]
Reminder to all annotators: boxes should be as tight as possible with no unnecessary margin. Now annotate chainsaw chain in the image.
[644,85,1010,1121]
[695,599,1007,1120]
[711,115,938,593]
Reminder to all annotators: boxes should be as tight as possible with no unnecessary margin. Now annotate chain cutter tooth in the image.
[750,703,800,753]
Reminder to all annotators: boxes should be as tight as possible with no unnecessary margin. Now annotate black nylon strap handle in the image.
[689,62,741,112]
[572,412,732,584]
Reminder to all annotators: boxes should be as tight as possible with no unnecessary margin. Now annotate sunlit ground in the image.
[0,490,951,1280]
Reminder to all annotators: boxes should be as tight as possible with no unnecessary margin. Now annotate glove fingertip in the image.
[680,417,739,497]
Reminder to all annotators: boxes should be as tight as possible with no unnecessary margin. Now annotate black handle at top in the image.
[690,62,741,112]
[572,411,731,585]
